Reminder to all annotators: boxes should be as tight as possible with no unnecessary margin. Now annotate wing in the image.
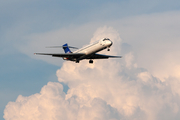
[87,53,122,59]
[34,53,85,58]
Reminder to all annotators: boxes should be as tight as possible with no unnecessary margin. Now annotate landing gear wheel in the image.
[107,48,110,51]
[76,60,79,63]
[89,60,93,64]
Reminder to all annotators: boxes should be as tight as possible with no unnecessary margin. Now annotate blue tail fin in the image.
[63,43,72,53]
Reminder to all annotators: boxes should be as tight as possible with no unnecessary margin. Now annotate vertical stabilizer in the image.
[63,43,72,53]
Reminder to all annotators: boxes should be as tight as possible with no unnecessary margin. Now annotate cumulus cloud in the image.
[112,11,180,80]
[4,27,180,120]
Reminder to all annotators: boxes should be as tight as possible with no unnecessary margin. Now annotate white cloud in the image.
[124,52,134,69]
[4,26,180,120]
[112,11,180,80]
[4,82,120,120]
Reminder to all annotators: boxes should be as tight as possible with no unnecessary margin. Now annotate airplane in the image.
[34,38,122,63]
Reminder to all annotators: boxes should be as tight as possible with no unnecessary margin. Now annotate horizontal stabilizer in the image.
[46,46,78,49]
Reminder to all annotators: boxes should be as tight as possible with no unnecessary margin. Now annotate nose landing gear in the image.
[89,59,93,64]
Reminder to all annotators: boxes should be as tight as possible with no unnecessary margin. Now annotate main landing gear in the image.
[89,59,93,64]
[75,60,93,64]
[107,47,110,51]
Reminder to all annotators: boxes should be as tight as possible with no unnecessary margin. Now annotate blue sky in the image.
[1,0,180,120]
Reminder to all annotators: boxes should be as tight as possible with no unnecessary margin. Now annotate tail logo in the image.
[63,43,72,53]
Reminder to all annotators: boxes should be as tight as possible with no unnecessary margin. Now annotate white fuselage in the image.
[74,38,112,55]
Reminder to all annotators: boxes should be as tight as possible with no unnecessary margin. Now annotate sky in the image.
[1,0,180,120]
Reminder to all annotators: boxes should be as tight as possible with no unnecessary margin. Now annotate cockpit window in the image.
[103,38,109,41]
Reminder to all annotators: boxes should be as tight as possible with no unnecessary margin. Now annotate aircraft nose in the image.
[107,40,113,47]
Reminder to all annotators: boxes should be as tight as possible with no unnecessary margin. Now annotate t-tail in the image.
[63,43,72,53]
